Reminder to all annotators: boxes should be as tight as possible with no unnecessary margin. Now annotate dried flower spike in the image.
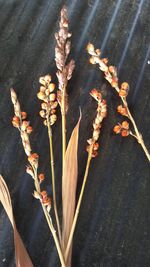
[55,5,75,167]
[38,75,58,126]
[86,88,107,158]
[87,43,150,162]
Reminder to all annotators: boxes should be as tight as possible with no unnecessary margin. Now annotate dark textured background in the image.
[0,0,150,266]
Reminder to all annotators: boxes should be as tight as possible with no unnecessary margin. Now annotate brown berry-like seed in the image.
[119,89,128,97]
[90,89,102,101]
[45,89,51,96]
[26,166,34,177]
[44,75,51,84]
[43,197,51,206]
[39,110,46,118]
[111,79,118,88]
[92,150,98,158]
[89,57,96,64]
[37,91,46,100]
[113,125,121,134]
[51,101,58,109]
[117,105,127,116]
[43,120,47,126]
[28,153,39,164]
[121,130,129,137]
[49,93,56,101]
[21,120,30,131]
[40,86,46,92]
[41,102,47,110]
[12,116,20,127]
[38,173,45,182]
[41,191,47,198]
[121,82,129,91]
[93,142,99,151]
[102,58,108,64]
[21,112,27,120]
[26,126,33,134]
[86,43,95,53]
[50,114,57,125]
[39,77,46,86]
[109,66,116,74]
[48,83,56,92]
[122,121,129,129]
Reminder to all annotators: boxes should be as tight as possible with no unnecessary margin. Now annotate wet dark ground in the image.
[0,0,150,266]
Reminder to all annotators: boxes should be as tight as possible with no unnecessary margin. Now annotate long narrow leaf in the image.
[62,115,81,266]
[0,175,34,267]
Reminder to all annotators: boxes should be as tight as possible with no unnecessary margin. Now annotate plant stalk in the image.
[47,118,62,243]
[61,86,67,168]
[122,97,150,162]
[33,166,66,267]
[65,145,93,261]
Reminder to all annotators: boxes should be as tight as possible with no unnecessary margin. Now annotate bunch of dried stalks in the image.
[0,5,149,267]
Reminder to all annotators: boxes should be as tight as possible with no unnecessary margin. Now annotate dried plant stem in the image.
[47,117,62,243]
[33,166,66,267]
[62,86,67,166]
[116,87,150,162]
[65,146,93,261]
[87,44,150,162]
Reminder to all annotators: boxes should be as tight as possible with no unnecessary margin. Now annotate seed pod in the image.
[48,83,56,92]
[44,75,51,83]
[45,89,51,96]
[86,43,95,53]
[113,125,121,134]
[26,126,33,134]
[41,102,47,110]
[121,129,129,137]
[89,56,96,65]
[21,121,30,131]
[37,91,46,101]
[50,114,57,125]
[41,191,47,198]
[12,116,20,127]
[26,165,34,177]
[43,120,47,126]
[119,89,128,97]
[122,121,129,129]
[39,110,46,118]
[21,112,27,120]
[38,173,45,183]
[40,86,46,92]
[121,82,129,91]
[49,93,56,101]
[51,101,58,109]
[39,77,46,86]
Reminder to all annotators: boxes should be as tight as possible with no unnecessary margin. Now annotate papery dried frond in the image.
[0,175,34,267]
[62,115,81,266]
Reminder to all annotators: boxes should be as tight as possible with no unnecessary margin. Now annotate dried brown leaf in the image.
[0,175,34,267]
[62,114,81,266]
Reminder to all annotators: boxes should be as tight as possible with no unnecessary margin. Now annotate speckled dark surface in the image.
[0,0,150,266]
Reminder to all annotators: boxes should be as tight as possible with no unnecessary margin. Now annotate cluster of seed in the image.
[113,121,130,137]
[86,89,107,157]
[117,105,128,116]
[86,43,130,98]
[55,6,75,111]
[37,74,58,126]
[11,89,51,211]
